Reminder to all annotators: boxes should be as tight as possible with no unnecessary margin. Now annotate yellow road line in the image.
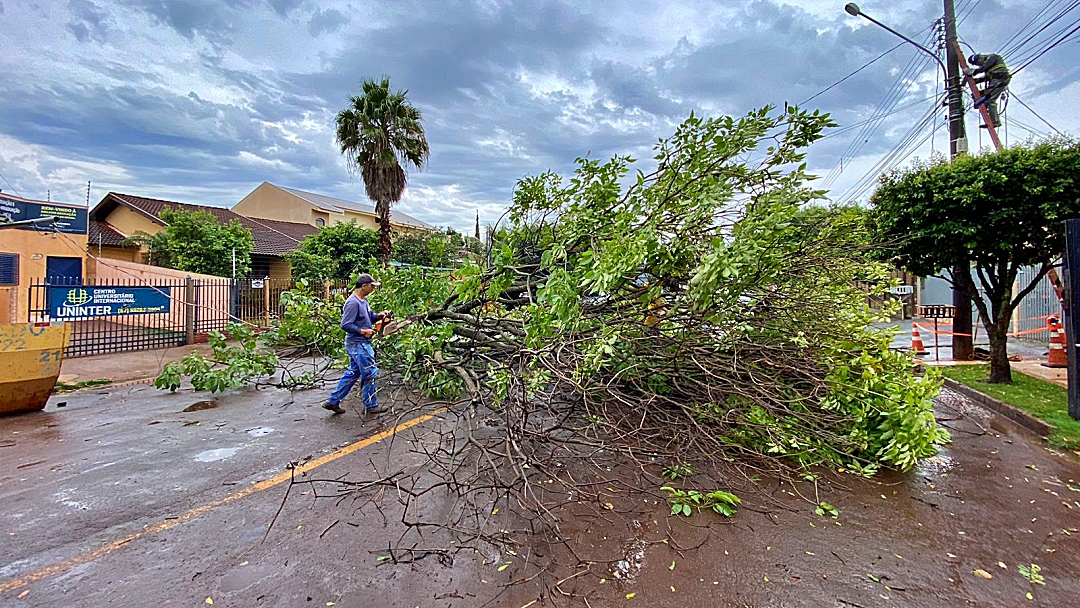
[0,408,445,595]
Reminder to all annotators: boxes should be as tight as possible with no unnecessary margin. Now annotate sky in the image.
[1,0,1077,234]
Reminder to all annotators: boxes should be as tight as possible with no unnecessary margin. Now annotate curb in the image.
[942,378,1055,438]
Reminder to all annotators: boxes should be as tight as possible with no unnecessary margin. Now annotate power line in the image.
[1003,0,1079,58]
[834,94,944,204]
[958,0,983,26]
[1008,91,1065,136]
[1014,18,1080,72]
[822,50,934,189]
[1000,0,1065,53]
[799,41,906,106]
[0,172,20,196]
[820,95,941,141]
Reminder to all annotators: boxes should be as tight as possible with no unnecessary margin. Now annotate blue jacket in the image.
[341,294,381,346]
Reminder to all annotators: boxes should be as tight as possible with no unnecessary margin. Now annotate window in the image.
[315,218,325,227]
[0,253,17,286]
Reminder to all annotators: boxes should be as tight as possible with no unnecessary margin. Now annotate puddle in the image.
[247,427,274,437]
[916,453,956,476]
[219,563,277,593]
[183,400,219,412]
[195,448,240,462]
[611,539,647,582]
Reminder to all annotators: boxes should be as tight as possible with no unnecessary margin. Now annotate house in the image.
[0,192,89,323]
[88,192,319,278]
[233,182,435,232]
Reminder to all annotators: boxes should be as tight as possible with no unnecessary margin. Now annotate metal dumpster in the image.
[0,322,69,415]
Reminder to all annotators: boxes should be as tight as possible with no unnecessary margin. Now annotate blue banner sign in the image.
[0,194,88,234]
[47,286,171,318]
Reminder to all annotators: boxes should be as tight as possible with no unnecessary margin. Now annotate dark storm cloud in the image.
[308,8,346,37]
[66,0,109,43]
[1,0,1077,228]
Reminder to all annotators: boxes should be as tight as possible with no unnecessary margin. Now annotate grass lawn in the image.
[939,364,1080,450]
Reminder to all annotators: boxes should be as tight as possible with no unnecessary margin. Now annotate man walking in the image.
[323,273,390,415]
[966,53,1010,128]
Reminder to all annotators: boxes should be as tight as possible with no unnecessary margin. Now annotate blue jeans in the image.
[327,341,378,410]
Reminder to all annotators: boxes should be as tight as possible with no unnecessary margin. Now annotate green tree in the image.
[335,77,430,266]
[133,208,253,278]
[285,220,378,282]
[391,229,462,268]
[871,140,1080,383]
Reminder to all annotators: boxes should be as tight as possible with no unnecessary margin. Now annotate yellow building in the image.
[0,193,89,324]
[233,182,435,232]
[88,192,319,279]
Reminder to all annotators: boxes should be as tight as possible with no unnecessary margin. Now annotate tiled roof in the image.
[275,185,436,230]
[104,193,316,257]
[88,219,132,247]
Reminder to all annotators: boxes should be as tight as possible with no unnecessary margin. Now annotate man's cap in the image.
[355,273,381,288]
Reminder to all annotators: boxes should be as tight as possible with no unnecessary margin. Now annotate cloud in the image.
[308,8,345,36]
[67,0,109,43]
[0,0,1077,229]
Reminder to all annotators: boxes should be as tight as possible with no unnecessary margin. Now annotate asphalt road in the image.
[0,384,489,607]
[3,380,1080,608]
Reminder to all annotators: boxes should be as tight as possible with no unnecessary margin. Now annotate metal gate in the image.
[1013,265,1062,342]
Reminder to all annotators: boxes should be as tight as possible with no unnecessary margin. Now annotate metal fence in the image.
[27,277,338,357]
[1013,264,1062,342]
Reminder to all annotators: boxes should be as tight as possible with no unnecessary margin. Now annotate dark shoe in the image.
[364,405,388,414]
[323,402,345,415]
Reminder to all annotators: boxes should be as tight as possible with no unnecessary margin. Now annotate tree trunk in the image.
[987,323,1012,383]
[376,199,392,266]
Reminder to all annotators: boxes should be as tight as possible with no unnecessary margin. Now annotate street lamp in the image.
[844,3,947,76]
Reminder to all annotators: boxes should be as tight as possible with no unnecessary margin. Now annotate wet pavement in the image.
[1,380,1080,607]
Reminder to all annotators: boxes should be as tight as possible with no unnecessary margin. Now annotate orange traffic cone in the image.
[911,323,929,356]
[1043,316,1068,368]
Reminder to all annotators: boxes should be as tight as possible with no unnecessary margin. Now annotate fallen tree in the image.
[373,106,948,477]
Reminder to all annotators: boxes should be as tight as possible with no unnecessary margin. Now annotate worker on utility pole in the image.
[965,53,1010,128]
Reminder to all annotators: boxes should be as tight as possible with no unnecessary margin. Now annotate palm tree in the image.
[335,77,429,265]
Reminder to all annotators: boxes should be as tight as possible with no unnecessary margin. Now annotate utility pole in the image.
[944,0,974,360]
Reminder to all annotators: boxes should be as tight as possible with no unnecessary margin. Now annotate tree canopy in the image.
[335,78,430,265]
[134,208,253,278]
[871,139,1080,382]
[373,106,947,474]
[285,220,379,283]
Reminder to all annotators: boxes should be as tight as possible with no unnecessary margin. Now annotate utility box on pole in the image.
[1063,219,1080,420]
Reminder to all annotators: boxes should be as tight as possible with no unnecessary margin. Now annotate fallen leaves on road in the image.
[17,589,30,599]
[973,569,993,579]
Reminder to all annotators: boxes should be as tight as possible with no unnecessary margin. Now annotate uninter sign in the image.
[47,287,171,319]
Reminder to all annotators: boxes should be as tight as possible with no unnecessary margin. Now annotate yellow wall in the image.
[235,182,426,232]
[334,211,378,231]
[0,229,88,323]
[93,245,141,263]
[105,204,161,238]
[234,182,316,224]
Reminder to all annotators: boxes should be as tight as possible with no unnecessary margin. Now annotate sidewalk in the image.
[57,343,215,387]
[884,320,1068,388]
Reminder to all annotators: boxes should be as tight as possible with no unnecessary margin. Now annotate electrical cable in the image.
[820,25,939,189]
[822,44,936,189]
[1003,0,1079,58]
[1008,91,1065,136]
[0,172,21,197]
[799,41,906,106]
[1000,0,1064,54]
[834,94,944,204]
[1014,18,1080,73]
